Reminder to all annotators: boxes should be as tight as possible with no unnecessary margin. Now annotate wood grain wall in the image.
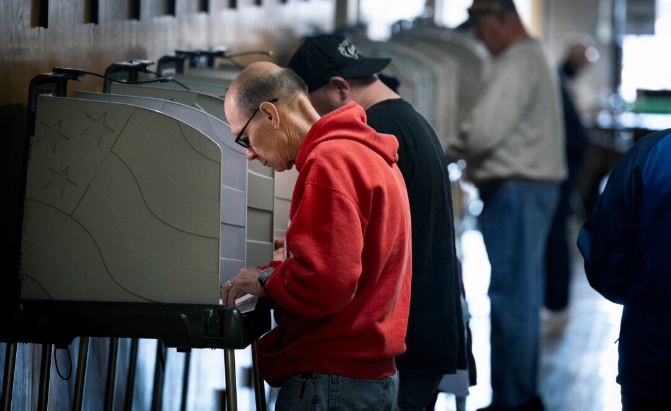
[0,0,335,107]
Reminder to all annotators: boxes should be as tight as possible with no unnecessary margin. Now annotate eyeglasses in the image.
[234,98,279,149]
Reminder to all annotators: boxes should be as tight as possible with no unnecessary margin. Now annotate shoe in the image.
[477,396,545,411]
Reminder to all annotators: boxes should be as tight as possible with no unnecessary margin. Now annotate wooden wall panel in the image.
[0,0,335,107]
[143,0,176,18]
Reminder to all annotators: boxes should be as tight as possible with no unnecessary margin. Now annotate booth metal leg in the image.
[37,344,53,411]
[224,349,237,411]
[151,341,167,411]
[180,351,191,411]
[124,338,139,411]
[104,338,119,411]
[1,343,17,411]
[251,342,266,411]
[72,337,89,411]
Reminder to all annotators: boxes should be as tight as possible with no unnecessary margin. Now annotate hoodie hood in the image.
[295,102,399,172]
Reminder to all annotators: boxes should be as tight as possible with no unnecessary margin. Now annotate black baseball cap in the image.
[468,0,517,21]
[287,34,391,92]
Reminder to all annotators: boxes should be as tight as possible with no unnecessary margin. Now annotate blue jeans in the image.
[275,372,399,411]
[479,180,559,407]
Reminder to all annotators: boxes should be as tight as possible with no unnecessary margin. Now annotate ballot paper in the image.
[234,294,258,314]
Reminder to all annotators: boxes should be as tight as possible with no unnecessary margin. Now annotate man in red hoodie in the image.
[222,61,412,410]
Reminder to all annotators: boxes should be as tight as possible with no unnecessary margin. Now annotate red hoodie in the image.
[258,102,412,386]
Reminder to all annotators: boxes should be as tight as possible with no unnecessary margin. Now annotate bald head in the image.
[225,61,308,120]
[224,62,319,172]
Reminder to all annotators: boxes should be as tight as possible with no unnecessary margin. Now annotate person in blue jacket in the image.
[577,128,671,411]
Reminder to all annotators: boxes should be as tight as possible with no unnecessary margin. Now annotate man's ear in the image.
[259,100,281,129]
[328,76,351,103]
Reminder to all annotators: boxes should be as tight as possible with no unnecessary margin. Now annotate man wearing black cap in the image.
[289,34,467,411]
[448,1,566,411]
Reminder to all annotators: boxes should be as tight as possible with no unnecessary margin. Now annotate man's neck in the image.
[350,79,400,111]
[285,94,321,159]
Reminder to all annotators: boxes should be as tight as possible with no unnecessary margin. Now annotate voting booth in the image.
[21,94,245,304]
[4,67,273,411]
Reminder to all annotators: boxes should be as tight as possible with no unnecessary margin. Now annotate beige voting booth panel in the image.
[188,67,239,80]
[274,168,297,238]
[110,82,276,267]
[20,95,247,304]
[72,91,254,281]
[142,74,231,98]
[111,82,227,122]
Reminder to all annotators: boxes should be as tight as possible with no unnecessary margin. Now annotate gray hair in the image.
[235,67,308,117]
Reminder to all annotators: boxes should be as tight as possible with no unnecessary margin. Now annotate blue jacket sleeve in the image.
[577,148,641,305]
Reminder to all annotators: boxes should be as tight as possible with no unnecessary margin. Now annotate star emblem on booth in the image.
[81,112,115,146]
[35,120,69,153]
[44,165,78,199]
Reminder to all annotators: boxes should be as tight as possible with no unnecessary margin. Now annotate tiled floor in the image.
[433,229,622,411]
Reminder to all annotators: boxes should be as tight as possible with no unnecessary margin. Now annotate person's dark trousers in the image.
[544,158,582,311]
[621,388,671,411]
[544,177,572,310]
[479,180,559,408]
[397,370,442,411]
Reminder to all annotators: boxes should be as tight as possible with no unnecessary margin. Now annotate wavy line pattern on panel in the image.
[91,185,218,276]
[127,115,218,201]
[177,122,220,165]
[23,236,86,298]
[22,274,54,300]
[26,198,158,302]
[111,152,217,240]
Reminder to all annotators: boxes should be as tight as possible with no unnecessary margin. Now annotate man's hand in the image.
[221,266,268,307]
[273,236,286,261]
